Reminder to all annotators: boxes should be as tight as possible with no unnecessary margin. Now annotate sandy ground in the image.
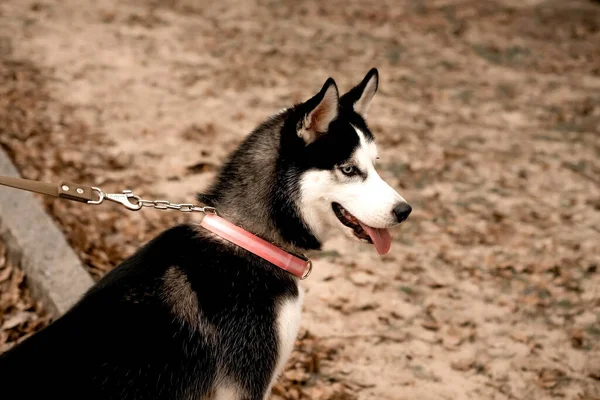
[1,0,600,399]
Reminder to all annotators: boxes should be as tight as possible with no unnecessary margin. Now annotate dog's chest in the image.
[274,286,304,376]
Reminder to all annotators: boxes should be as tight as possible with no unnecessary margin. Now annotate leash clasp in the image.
[89,188,143,211]
[88,187,216,214]
[192,206,217,214]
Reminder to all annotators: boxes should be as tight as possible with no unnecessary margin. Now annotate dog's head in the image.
[288,69,411,255]
[198,68,410,254]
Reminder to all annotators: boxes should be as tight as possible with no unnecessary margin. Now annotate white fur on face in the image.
[298,127,407,243]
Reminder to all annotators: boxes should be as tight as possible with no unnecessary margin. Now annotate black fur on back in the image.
[0,224,297,399]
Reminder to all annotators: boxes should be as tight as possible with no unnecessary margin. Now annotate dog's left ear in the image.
[340,68,379,117]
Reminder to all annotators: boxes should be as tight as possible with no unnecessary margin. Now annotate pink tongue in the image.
[358,222,392,255]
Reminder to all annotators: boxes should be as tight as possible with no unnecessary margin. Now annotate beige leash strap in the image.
[0,175,96,203]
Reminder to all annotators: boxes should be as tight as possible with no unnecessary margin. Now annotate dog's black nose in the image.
[393,202,412,223]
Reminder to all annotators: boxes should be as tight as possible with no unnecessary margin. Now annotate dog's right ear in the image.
[297,78,339,145]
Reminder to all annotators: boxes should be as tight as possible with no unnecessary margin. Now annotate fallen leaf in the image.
[585,355,600,381]
[509,331,529,344]
[569,328,585,349]
[0,265,12,283]
[537,368,565,389]
[421,318,440,331]
[443,326,464,348]
[1,311,34,330]
[283,369,309,383]
[348,271,375,287]
[451,358,474,371]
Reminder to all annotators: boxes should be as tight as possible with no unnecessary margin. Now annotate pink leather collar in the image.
[200,214,312,279]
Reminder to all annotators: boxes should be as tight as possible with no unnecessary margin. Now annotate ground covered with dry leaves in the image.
[0,239,51,354]
[1,0,600,399]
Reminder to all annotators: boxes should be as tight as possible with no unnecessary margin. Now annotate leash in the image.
[0,175,312,280]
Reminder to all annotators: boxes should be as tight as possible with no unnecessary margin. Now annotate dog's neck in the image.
[197,114,323,255]
[195,213,312,279]
[197,187,317,257]
[197,175,323,255]
[215,206,298,252]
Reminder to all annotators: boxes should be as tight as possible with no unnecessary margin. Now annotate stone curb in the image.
[0,148,93,316]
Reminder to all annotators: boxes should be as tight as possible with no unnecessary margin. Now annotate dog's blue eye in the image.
[341,166,356,176]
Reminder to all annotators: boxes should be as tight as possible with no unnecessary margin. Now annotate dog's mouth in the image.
[332,203,392,255]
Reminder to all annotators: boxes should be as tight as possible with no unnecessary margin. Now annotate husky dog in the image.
[0,68,411,400]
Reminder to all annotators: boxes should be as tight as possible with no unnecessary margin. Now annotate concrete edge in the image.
[0,148,93,316]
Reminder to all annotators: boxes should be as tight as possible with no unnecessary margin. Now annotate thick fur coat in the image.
[0,68,411,400]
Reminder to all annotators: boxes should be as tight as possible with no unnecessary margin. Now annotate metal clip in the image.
[104,190,143,211]
[88,187,105,205]
[201,206,218,214]
[301,259,313,280]
[88,187,217,214]
[190,205,218,214]
[88,188,143,211]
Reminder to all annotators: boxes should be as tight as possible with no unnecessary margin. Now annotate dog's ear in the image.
[340,68,379,117]
[298,78,339,144]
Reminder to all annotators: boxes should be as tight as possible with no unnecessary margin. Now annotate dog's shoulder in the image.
[86,223,299,321]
